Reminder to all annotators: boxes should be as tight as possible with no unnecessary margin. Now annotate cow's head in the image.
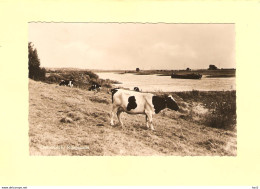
[59,80,65,86]
[166,95,179,111]
[134,87,140,92]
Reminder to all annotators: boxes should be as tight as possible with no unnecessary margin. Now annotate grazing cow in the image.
[110,88,179,130]
[88,83,101,92]
[133,87,140,92]
[59,79,74,87]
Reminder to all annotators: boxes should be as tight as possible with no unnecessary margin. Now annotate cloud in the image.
[29,23,235,70]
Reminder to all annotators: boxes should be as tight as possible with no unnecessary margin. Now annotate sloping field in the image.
[29,79,236,156]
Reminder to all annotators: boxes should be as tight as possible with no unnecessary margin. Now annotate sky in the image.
[28,23,235,70]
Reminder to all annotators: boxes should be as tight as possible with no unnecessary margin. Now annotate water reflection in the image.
[97,72,236,92]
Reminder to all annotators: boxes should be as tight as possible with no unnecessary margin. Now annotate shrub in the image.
[173,90,236,130]
[45,74,64,83]
[84,71,99,79]
[203,91,236,130]
[191,90,200,97]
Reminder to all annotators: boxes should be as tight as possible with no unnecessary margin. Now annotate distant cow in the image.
[88,83,101,92]
[59,79,74,87]
[110,88,179,130]
[133,87,140,92]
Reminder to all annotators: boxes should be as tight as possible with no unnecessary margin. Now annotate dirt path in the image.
[29,79,236,156]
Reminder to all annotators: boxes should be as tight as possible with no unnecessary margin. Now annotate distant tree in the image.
[208,64,218,70]
[186,68,191,71]
[28,42,46,80]
[136,68,140,72]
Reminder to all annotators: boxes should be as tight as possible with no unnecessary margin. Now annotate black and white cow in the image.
[88,83,101,92]
[133,87,140,92]
[110,88,179,130]
[59,79,74,87]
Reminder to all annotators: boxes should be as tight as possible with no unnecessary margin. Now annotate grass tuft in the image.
[89,96,110,104]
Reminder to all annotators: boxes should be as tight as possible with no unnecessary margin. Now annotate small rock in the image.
[60,117,73,123]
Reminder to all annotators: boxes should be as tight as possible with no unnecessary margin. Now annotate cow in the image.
[88,83,101,92]
[59,79,74,87]
[110,88,179,130]
[133,87,140,92]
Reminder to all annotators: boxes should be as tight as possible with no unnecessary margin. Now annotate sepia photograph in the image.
[28,23,236,156]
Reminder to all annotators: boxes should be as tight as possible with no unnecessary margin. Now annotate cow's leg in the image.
[147,113,154,130]
[117,110,124,128]
[146,115,150,129]
[110,105,118,126]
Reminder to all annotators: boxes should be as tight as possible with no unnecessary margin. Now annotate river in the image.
[97,72,236,92]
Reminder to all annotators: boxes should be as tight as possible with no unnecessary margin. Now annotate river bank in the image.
[119,69,236,78]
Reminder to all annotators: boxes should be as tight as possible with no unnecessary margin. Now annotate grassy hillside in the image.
[44,69,121,90]
[29,79,236,156]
